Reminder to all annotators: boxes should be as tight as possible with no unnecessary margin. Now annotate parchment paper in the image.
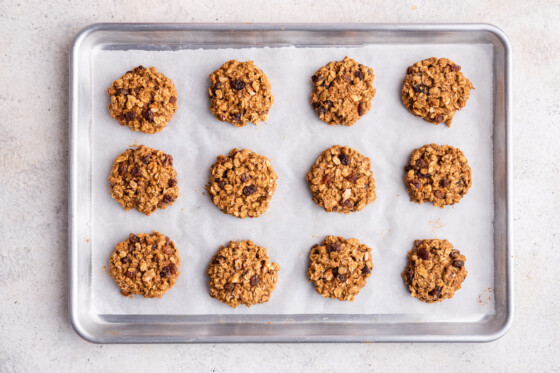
[90,43,495,317]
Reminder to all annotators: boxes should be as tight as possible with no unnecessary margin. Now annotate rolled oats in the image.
[404,143,471,207]
[108,145,178,215]
[206,148,277,218]
[208,60,273,127]
[402,239,467,303]
[306,145,376,213]
[107,66,177,134]
[207,240,280,308]
[308,236,373,301]
[401,57,473,126]
[310,56,376,126]
[109,232,180,298]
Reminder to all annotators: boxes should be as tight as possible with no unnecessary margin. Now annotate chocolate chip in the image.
[434,190,445,199]
[118,163,128,175]
[439,179,450,188]
[124,111,136,121]
[453,260,464,268]
[338,274,345,282]
[413,84,429,94]
[327,242,341,253]
[250,274,260,286]
[169,96,177,104]
[362,266,371,275]
[346,174,359,183]
[141,155,151,165]
[354,70,364,81]
[450,64,461,72]
[142,109,154,123]
[357,102,365,116]
[418,248,430,260]
[435,114,444,123]
[218,180,226,188]
[428,286,442,298]
[240,173,248,182]
[232,112,242,121]
[243,185,257,196]
[121,257,130,264]
[224,283,235,292]
[130,166,140,177]
[168,178,177,187]
[231,79,245,90]
[410,180,421,189]
[126,271,136,279]
[129,234,140,244]
[339,153,350,165]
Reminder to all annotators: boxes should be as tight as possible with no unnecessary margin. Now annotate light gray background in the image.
[0,0,558,372]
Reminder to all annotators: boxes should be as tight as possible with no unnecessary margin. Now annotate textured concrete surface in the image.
[0,0,559,371]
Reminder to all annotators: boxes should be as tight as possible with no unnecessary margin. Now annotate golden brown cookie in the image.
[207,240,280,308]
[208,60,273,127]
[402,239,467,303]
[107,66,177,134]
[306,145,376,213]
[109,145,178,215]
[404,143,471,207]
[401,57,474,126]
[308,236,373,301]
[109,232,180,298]
[310,57,376,126]
[206,148,277,218]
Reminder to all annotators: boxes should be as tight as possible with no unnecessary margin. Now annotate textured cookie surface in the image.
[404,143,471,207]
[310,56,376,126]
[207,148,277,218]
[207,240,280,308]
[402,239,467,303]
[208,60,273,127]
[109,232,180,298]
[306,145,376,213]
[107,66,177,133]
[401,57,473,126]
[109,145,178,215]
[308,236,373,301]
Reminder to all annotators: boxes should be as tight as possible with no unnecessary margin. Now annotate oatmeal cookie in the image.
[109,232,180,298]
[308,236,373,301]
[401,57,474,126]
[404,143,471,207]
[207,240,280,308]
[208,60,273,127]
[310,57,376,126]
[206,148,277,218]
[402,239,467,303]
[107,66,177,134]
[306,145,376,213]
[109,145,178,215]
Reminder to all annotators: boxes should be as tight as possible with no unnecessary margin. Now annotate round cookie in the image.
[306,145,376,213]
[207,240,280,308]
[107,66,177,134]
[404,143,471,207]
[402,239,467,303]
[310,56,376,126]
[206,148,277,218]
[109,145,178,215]
[308,236,373,301]
[109,232,180,298]
[208,60,273,127]
[401,57,474,126]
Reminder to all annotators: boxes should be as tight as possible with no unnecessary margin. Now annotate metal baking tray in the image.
[69,23,513,343]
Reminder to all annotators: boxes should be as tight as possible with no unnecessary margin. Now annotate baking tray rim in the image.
[68,22,513,343]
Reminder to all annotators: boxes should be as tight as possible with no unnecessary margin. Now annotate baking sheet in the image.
[89,43,494,317]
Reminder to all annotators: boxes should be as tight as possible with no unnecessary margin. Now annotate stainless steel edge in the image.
[69,23,513,343]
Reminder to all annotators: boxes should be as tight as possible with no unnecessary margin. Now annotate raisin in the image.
[435,114,444,123]
[338,274,345,282]
[346,174,359,182]
[168,263,177,275]
[224,283,235,292]
[169,96,177,104]
[130,166,140,177]
[413,84,429,94]
[416,159,427,169]
[450,64,461,72]
[339,199,354,209]
[124,111,136,121]
[250,275,260,286]
[357,102,365,116]
[117,88,130,96]
[410,180,421,189]
[324,100,333,109]
[126,271,136,279]
[118,163,128,175]
[133,87,141,95]
[129,234,140,244]
[128,244,135,254]
[406,269,414,283]
[160,266,170,278]
[121,257,130,264]
[327,242,341,253]
[163,245,174,255]
[339,153,350,165]
[449,250,459,259]
[168,178,177,187]
[232,112,242,121]
[311,73,322,83]
[243,185,257,196]
[453,260,464,268]
[240,173,249,182]
[434,190,445,199]
[133,65,144,72]
[418,248,430,260]
[362,266,371,275]
[440,179,450,188]
[231,79,245,90]
[162,154,173,166]
[354,70,364,81]
[428,286,442,298]
[152,244,157,250]
[218,180,226,188]
[414,240,422,246]
[142,109,154,123]
[141,155,151,164]
[323,174,333,185]
[407,66,414,74]
[342,74,352,82]
[162,195,174,204]
[418,173,430,179]
[404,165,413,172]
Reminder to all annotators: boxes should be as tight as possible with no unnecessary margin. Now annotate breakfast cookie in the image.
[207,240,280,308]
[308,236,373,301]
[306,145,376,213]
[206,148,277,218]
[404,143,471,207]
[109,145,178,215]
[310,56,376,126]
[107,66,177,134]
[402,239,467,303]
[401,57,474,126]
[109,232,180,298]
[208,60,273,127]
